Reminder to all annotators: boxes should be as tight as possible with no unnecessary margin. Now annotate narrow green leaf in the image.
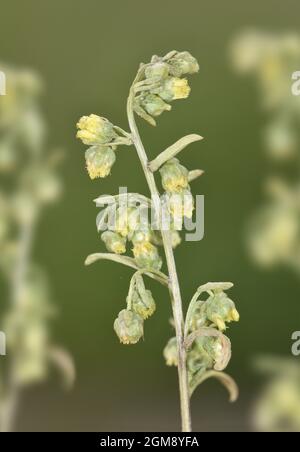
[149,134,203,172]
[189,370,239,402]
[84,253,168,286]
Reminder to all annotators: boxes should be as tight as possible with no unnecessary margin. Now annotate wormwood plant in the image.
[0,65,74,432]
[231,32,300,271]
[76,51,239,431]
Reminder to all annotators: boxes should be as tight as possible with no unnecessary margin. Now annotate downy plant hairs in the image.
[76,51,239,431]
[0,65,74,432]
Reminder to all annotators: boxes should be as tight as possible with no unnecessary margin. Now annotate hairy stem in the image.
[127,74,192,432]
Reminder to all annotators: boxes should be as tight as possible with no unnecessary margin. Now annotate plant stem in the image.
[127,82,192,432]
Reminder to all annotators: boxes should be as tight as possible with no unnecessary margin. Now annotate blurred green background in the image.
[1,0,300,431]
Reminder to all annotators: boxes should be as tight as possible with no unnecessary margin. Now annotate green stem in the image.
[126,73,192,432]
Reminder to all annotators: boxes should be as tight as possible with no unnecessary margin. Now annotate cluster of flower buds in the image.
[190,282,239,332]
[76,114,132,179]
[164,282,239,387]
[114,273,156,344]
[160,158,194,226]
[164,333,225,386]
[97,201,164,271]
[133,51,199,126]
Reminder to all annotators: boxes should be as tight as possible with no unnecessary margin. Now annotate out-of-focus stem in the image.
[0,214,36,432]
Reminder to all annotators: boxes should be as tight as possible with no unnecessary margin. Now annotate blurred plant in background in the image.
[77,51,239,432]
[231,31,300,433]
[252,357,300,432]
[231,30,300,272]
[0,64,74,432]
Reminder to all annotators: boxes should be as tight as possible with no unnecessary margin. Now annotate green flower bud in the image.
[101,231,126,254]
[187,336,222,375]
[85,145,116,179]
[163,337,178,366]
[187,348,209,375]
[113,207,130,237]
[131,289,156,320]
[160,158,189,193]
[114,207,146,238]
[131,230,153,245]
[153,77,191,102]
[132,241,162,271]
[76,114,116,145]
[140,94,171,117]
[145,62,170,80]
[164,188,194,222]
[114,309,144,345]
[168,51,199,77]
[205,292,240,331]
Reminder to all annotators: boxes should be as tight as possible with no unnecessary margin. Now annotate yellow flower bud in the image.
[204,292,240,331]
[229,308,240,322]
[101,231,126,254]
[160,158,189,193]
[132,241,162,271]
[114,309,144,345]
[76,114,116,145]
[131,289,156,320]
[113,207,145,238]
[164,189,194,222]
[85,145,116,179]
[155,77,191,102]
[212,316,227,332]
